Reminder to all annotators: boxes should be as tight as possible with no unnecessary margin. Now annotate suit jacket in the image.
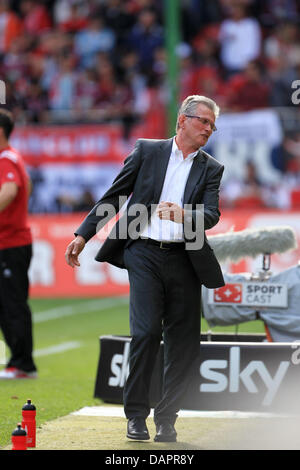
[75,138,225,288]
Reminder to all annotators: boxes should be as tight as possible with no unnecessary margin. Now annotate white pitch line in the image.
[33,296,129,324]
[34,341,82,357]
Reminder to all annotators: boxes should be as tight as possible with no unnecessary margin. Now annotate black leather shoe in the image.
[154,423,177,442]
[127,418,150,440]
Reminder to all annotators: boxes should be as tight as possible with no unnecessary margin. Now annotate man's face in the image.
[180,103,216,149]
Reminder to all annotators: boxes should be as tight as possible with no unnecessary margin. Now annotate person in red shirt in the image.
[225,60,270,112]
[0,109,37,379]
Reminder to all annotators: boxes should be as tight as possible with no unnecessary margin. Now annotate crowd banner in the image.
[28,211,300,298]
[11,124,127,165]
[206,109,283,186]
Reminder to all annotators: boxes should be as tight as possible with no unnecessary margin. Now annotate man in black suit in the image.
[65,95,225,442]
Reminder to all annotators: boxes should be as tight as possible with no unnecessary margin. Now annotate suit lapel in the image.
[153,138,173,202]
[183,150,207,204]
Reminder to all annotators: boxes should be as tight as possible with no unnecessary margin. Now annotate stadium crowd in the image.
[1,0,300,119]
[0,0,300,211]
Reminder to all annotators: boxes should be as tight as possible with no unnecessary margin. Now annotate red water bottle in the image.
[21,399,36,447]
[11,423,27,450]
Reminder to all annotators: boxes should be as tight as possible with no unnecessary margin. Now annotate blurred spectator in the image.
[264,21,300,72]
[278,132,300,208]
[283,132,300,174]
[98,0,135,47]
[180,60,227,107]
[38,27,74,57]
[48,53,78,111]
[192,24,221,66]
[219,2,262,76]
[0,0,23,53]
[21,78,49,123]
[0,80,24,122]
[73,190,96,212]
[126,7,163,74]
[94,53,120,111]
[126,0,162,16]
[39,31,74,94]
[151,45,167,86]
[117,49,148,114]
[59,2,88,33]
[1,36,28,83]
[224,60,270,111]
[178,47,196,102]
[220,161,268,208]
[27,165,45,213]
[181,0,223,42]
[255,0,300,27]
[133,72,167,138]
[56,189,96,213]
[74,14,116,68]
[75,67,100,110]
[53,0,90,27]
[181,29,227,106]
[70,52,136,138]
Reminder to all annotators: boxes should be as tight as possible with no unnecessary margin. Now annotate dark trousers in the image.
[123,239,201,425]
[0,244,36,372]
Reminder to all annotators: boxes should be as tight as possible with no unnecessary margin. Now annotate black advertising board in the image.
[94,335,300,413]
[94,336,163,407]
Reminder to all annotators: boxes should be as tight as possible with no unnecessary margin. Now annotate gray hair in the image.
[176,95,220,130]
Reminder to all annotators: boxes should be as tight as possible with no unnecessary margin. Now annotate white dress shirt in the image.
[140,137,198,242]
